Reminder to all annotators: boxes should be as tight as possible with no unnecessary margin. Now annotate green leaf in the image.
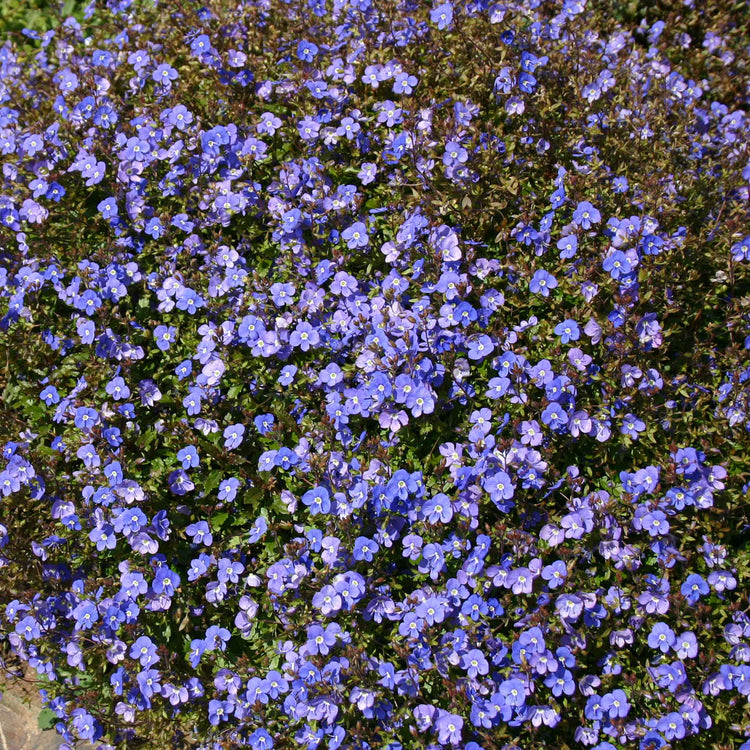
[204,470,222,494]
[272,495,290,514]
[38,708,57,731]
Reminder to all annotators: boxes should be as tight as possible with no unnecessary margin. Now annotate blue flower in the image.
[207,699,232,726]
[177,445,199,469]
[731,236,750,261]
[484,470,515,502]
[152,63,178,86]
[318,363,343,388]
[145,217,164,239]
[74,407,99,431]
[681,573,709,604]
[175,359,193,380]
[421,493,453,524]
[601,688,630,719]
[418,543,446,580]
[603,250,632,279]
[186,520,212,546]
[279,365,297,386]
[430,3,454,30]
[40,385,59,406]
[342,221,369,249]
[648,622,676,653]
[73,601,98,630]
[467,334,494,361]
[621,413,646,439]
[113,507,147,536]
[443,141,468,167]
[557,234,577,258]
[97,197,118,220]
[498,678,526,707]
[353,536,379,562]
[529,269,558,297]
[657,712,686,741]
[223,423,245,450]
[215,477,239,503]
[554,319,580,343]
[71,709,101,742]
[296,40,319,62]
[130,635,159,668]
[136,668,161,699]
[675,631,699,658]
[89,524,115,551]
[106,376,130,401]
[302,487,331,516]
[76,318,96,344]
[249,728,274,749]
[168,469,194,495]
[435,710,463,745]
[573,200,601,228]
[290,321,319,351]
[254,413,276,435]
[461,648,489,678]
[248,516,268,543]
[152,566,180,597]
[383,132,408,163]
[16,615,41,641]
[313,584,342,616]
[187,639,206,668]
[393,72,418,95]
[76,443,101,469]
[542,560,567,589]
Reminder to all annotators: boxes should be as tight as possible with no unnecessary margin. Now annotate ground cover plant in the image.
[0,0,749,747]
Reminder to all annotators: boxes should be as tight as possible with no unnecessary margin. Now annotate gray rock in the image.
[0,680,94,750]
[0,691,61,750]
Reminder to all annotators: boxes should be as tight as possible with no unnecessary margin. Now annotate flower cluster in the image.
[0,0,748,748]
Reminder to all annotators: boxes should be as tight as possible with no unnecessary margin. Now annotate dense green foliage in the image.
[0,0,748,748]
